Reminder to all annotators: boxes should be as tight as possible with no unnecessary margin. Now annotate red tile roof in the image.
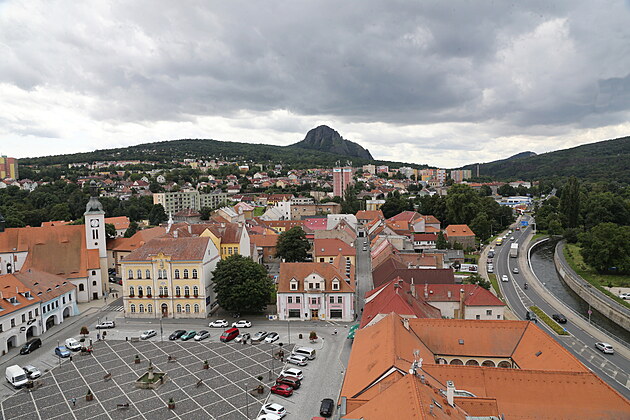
[124,237,211,261]
[445,224,475,237]
[0,273,41,315]
[104,216,130,230]
[13,269,76,302]
[313,238,356,257]
[277,262,354,293]
[422,284,504,307]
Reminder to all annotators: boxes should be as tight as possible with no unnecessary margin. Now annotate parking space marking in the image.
[48,368,78,420]
[127,341,218,419]
[100,340,183,420]
[66,363,113,420]
[87,349,147,419]
[28,388,42,420]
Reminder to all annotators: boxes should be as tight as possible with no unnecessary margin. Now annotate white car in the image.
[140,330,157,340]
[501,275,509,282]
[234,333,251,343]
[264,332,279,343]
[96,320,115,329]
[279,368,303,380]
[22,365,41,379]
[261,403,286,418]
[286,354,308,366]
[232,320,252,328]
[512,267,519,274]
[510,236,515,241]
[65,338,81,351]
[619,292,630,300]
[209,319,229,328]
[595,342,614,354]
[256,414,281,420]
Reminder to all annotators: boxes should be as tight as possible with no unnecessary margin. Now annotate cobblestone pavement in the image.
[0,338,294,420]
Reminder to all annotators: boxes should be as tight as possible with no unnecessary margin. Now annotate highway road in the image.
[494,216,630,398]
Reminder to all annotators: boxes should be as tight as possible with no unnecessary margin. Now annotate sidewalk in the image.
[521,230,630,360]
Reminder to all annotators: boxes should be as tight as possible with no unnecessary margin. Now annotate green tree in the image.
[478,185,492,196]
[497,184,516,197]
[212,254,274,312]
[341,187,360,214]
[470,212,491,242]
[579,223,630,274]
[464,273,491,290]
[124,221,139,238]
[436,232,448,249]
[380,191,412,219]
[148,204,167,226]
[105,223,117,239]
[445,184,480,225]
[560,176,580,228]
[275,226,310,262]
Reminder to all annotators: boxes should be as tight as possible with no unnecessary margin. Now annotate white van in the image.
[291,346,316,360]
[65,338,81,351]
[5,365,28,388]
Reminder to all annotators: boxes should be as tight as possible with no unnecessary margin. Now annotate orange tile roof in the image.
[387,211,422,223]
[355,210,384,221]
[277,262,354,293]
[108,226,167,251]
[250,234,278,248]
[0,273,41,315]
[313,238,356,257]
[445,224,475,237]
[13,269,76,302]
[104,216,130,230]
[423,284,505,307]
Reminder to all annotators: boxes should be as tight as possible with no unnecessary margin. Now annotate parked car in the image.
[261,403,286,418]
[501,275,509,282]
[54,346,71,358]
[256,414,281,420]
[270,384,294,397]
[232,320,252,328]
[510,236,515,241]
[552,314,567,324]
[194,330,210,341]
[487,265,494,273]
[276,375,301,389]
[22,365,41,379]
[251,331,269,342]
[180,330,197,341]
[279,368,303,380]
[320,398,335,417]
[209,319,229,328]
[287,355,308,366]
[20,338,42,355]
[595,342,614,354]
[264,332,280,343]
[220,327,239,342]
[619,292,630,300]
[292,346,316,360]
[234,333,251,343]
[169,330,186,340]
[65,338,81,351]
[140,330,157,340]
[96,320,115,329]
[512,267,519,274]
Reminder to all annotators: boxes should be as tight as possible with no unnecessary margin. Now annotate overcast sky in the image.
[1,1,629,168]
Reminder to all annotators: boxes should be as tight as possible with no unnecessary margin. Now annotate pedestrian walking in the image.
[97,333,100,341]
[71,397,76,407]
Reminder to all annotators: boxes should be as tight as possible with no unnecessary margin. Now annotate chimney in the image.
[459,288,465,319]
[446,381,455,406]
[411,277,416,298]
[447,290,452,299]
[424,283,428,299]
[402,318,410,330]
[173,230,178,238]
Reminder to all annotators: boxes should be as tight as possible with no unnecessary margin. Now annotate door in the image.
[93,292,99,300]
[161,304,168,317]
[310,309,318,319]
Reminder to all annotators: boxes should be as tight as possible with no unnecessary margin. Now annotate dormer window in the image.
[9,297,18,305]
[332,279,340,291]
[290,279,298,291]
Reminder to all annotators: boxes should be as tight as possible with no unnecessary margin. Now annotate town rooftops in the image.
[13,269,75,302]
[277,262,354,293]
[104,216,130,230]
[422,284,505,307]
[123,237,211,261]
[313,238,356,256]
[0,273,41,316]
[445,224,475,237]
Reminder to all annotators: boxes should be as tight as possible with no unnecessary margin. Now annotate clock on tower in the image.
[90,219,100,228]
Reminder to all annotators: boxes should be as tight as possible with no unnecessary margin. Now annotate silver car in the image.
[286,355,308,366]
[595,342,614,354]
[22,365,41,379]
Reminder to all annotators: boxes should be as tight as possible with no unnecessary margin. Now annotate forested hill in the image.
[463,136,630,182]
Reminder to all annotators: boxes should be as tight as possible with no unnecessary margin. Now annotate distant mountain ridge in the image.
[462,136,630,181]
[290,125,373,160]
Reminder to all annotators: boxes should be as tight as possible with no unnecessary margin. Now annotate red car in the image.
[271,384,294,397]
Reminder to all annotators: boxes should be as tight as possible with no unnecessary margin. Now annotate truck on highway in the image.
[510,243,518,258]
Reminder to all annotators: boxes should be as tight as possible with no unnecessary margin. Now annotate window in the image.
[183,269,189,279]
[192,269,198,279]
[175,286,181,296]
[311,297,318,305]
[145,270,151,279]
[194,304,200,313]
[92,280,97,286]
[193,286,199,296]
[288,309,301,318]
[184,286,190,297]
[0,324,3,332]
[337,296,342,303]
[139,304,144,313]
[35,309,38,316]
[146,286,152,296]
[92,270,96,275]
[486,310,492,316]
[130,304,136,313]
[138,286,143,296]
[10,318,15,327]
[329,296,334,304]
[147,304,153,313]
[290,281,298,291]
[79,283,85,292]
[137,269,142,279]
[296,296,301,303]
[476,315,480,320]
[174,269,180,279]
[128,270,133,279]
[330,309,343,319]
[129,286,135,296]
[22,314,26,323]
[185,304,191,313]
[308,283,314,289]
[176,304,182,313]
[62,296,65,304]
[288,297,293,304]
[228,247,233,255]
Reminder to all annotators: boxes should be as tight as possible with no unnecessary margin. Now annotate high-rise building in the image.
[0,156,18,179]
[450,169,472,182]
[333,167,353,198]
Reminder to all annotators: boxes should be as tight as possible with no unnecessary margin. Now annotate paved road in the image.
[495,216,630,399]
[354,237,373,319]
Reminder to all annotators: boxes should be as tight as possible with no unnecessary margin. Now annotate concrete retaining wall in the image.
[554,240,630,332]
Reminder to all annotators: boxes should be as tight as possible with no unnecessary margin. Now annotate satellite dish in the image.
[409,368,416,375]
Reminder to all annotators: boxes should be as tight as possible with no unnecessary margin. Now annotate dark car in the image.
[552,314,567,324]
[276,375,301,390]
[20,338,42,355]
[525,311,537,323]
[320,398,335,417]
[169,330,186,340]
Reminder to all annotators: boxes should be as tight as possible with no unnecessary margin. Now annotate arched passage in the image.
[62,307,72,319]
[26,325,37,339]
[45,314,58,330]
[498,361,511,368]
[6,335,18,350]
[465,359,479,366]
[450,359,463,365]
[482,360,496,367]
